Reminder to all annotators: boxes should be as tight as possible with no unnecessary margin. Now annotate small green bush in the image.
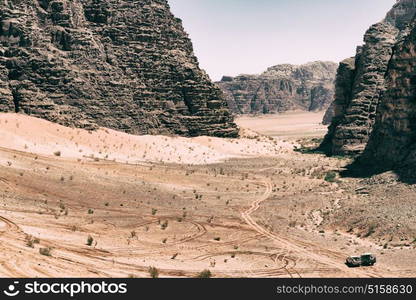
[148,267,159,278]
[86,235,94,246]
[196,270,212,278]
[324,172,337,183]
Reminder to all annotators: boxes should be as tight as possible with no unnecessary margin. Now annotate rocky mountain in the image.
[216,61,337,115]
[362,17,416,172]
[320,0,416,156]
[0,0,238,137]
[322,102,335,125]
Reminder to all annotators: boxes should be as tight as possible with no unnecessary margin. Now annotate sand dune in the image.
[0,113,292,165]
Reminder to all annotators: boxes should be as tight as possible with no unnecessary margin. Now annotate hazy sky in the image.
[168,0,396,81]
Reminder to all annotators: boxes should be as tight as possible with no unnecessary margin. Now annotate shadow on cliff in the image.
[296,142,416,184]
[339,160,416,185]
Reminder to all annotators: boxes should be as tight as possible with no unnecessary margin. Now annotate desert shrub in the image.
[289,221,297,228]
[324,171,337,183]
[26,239,34,248]
[86,235,94,246]
[161,220,168,230]
[54,151,61,157]
[148,267,159,278]
[196,270,212,278]
[364,224,377,238]
[39,247,52,256]
[25,235,40,248]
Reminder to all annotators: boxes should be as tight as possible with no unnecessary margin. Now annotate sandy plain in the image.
[0,112,415,278]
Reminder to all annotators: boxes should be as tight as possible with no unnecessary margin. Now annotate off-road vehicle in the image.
[346,256,361,267]
[346,253,376,267]
[360,253,376,266]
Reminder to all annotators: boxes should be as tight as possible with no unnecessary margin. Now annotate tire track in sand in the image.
[240,176,384,278]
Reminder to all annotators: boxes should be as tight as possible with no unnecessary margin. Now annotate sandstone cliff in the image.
[0,0,238,137]
[322,102,335,125]
[361,18,416,172]
[321,0,416,155]
[216,62,337,115]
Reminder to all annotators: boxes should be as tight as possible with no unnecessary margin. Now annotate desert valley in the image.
[0,0,416,279]
[0,111,416,278]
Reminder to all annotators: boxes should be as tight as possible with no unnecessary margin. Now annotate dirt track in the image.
[0,112,415,278]
[241,175,385,278]
[0,150,400,278]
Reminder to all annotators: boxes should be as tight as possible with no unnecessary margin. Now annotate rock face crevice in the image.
[216,61,337,116]
[362,18,416,171]
[321,0,416,156]
[320,57,357,148]
[0,0,238,137]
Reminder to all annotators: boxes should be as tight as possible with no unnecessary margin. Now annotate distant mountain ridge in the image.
[216,61,337,115]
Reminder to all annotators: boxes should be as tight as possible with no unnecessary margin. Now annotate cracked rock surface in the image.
[0,0,238,137]
[321,0,416,157]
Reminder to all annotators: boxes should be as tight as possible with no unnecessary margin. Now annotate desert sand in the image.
[0,112,415,278]
[236,111,328,139]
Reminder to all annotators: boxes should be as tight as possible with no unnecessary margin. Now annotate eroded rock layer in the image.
[0,0,238,137]
[320,58,356,129]
[362,19,416,170]
[321,0,416,155]
[216,61,337,115]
